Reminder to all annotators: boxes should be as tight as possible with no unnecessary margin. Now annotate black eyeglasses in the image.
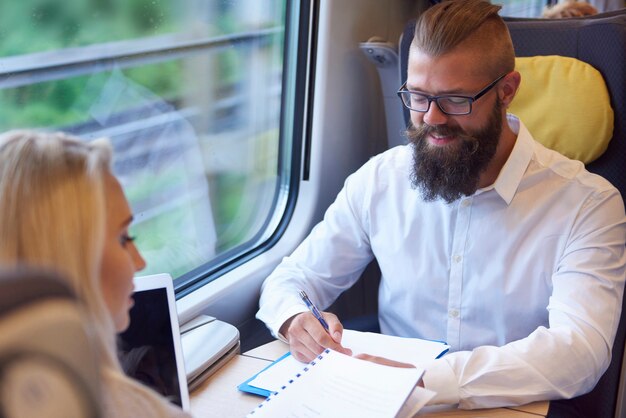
[397,73,507,116]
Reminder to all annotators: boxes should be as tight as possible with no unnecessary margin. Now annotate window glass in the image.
[500,0,624,17]
[499,0,547,17]
[0,0,291,284]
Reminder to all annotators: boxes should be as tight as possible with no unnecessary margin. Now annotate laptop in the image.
[117,273,190,411]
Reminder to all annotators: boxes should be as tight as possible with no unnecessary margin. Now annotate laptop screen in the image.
[117,274,189,410]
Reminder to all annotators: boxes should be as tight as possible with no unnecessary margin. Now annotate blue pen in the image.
[299,290,330,331]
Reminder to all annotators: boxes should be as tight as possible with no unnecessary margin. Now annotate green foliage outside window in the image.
[0,0,286,279]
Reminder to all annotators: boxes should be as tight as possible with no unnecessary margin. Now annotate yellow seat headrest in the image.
[509,55,614,164]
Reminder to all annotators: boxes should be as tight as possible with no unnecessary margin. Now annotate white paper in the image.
[247,349,424,418]
[341,330,449,367]
[248,354,306,392]
[396,386,437,418]
[246,329,449,393]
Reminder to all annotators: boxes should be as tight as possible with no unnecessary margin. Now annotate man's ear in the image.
[500,71,521,108]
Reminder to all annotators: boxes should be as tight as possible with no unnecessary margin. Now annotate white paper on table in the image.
[246,349,425,418]
[246,329,449,393]
[341,330,449,367]
[247,354,305,392]
[396,386,437,418]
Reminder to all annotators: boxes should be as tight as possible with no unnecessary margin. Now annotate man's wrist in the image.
[278,313,300,342]
[272,306,309,342]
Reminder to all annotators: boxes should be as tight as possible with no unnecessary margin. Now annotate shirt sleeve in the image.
[423,188,626,409]
[256,161,377,337]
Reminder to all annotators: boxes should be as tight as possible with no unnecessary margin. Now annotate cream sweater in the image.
[102,369,193,418]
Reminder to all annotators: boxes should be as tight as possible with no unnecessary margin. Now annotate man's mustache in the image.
[414,123,465,138]
[411,124,480,154]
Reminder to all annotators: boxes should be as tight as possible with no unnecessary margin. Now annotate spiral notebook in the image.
[246,348,433,418]
[239,329,449,397]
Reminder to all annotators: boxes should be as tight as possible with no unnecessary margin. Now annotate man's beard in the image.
[407,100,503,203]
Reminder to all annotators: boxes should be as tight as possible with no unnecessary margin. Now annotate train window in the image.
[499,1,547,17]
[498,0,622,18]
[0,0,301,292]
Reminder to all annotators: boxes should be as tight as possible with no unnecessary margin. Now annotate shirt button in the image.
[449,309,460,319]
[461,199,471,207]
[453,255,462,263]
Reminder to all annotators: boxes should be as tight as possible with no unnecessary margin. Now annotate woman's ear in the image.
[500,71,521,108]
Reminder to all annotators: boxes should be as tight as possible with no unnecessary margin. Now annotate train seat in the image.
[0,268,102,418]
[392,9,626,418]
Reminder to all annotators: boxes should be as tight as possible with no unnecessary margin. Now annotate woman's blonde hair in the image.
[0,130,186,415]
[0,129,119,368]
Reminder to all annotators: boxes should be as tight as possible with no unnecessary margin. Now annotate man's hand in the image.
[353,353,416,368]
[353,354,424,386]
[280,311,353,362]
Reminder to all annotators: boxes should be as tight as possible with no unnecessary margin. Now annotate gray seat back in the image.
[0,268,102,418]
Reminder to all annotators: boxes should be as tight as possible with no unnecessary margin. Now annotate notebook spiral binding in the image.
[249,348,331,415]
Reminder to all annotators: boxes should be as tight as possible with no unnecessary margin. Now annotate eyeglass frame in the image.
[397,73,508,116]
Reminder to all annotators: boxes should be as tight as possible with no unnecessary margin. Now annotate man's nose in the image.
[423,100,449,126]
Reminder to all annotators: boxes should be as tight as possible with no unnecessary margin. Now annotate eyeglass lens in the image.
[400,92,471,115]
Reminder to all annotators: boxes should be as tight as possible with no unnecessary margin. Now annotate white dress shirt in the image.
[257,116,626,409]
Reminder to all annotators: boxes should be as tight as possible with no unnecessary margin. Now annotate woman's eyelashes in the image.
[119,233,136,247]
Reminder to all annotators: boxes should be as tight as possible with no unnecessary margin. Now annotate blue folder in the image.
[237,351,292,397]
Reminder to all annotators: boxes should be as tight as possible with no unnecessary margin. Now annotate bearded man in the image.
[257,0,626,410]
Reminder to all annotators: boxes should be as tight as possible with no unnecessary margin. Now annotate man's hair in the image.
[412,0,515,77]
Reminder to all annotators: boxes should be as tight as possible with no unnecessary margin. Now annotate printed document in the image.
[246,349,434,418]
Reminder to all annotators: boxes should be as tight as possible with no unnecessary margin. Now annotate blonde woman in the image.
[0,130,191,418]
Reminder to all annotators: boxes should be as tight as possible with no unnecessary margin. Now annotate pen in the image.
[299,290,330,331]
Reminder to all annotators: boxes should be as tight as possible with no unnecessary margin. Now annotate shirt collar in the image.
[478,114,534,205]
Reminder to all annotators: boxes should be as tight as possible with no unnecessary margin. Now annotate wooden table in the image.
[191,340,549,417]
[190,355,270,417]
